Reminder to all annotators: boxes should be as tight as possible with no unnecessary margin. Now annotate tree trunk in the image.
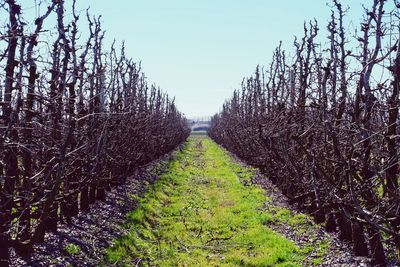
[80,186,89,212]
[336,211,352,242]
[325,211,337,232]
[368,227,387,267]
[352,222,368,257]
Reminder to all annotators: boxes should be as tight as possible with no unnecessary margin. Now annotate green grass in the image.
[262,203,330,265]
[190,130,208,136]
[65,243,81,255]
[105,137,307,266]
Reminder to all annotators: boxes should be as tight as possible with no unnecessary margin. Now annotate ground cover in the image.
[106,137,307,266]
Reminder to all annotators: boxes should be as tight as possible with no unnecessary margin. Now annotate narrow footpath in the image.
[106,137,313,266]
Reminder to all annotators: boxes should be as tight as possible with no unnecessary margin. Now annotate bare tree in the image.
[209,1,400,265]
[0,1,190,265]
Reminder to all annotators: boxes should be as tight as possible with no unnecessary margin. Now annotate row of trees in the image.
[0,0,189,265]
[209,0,399,266]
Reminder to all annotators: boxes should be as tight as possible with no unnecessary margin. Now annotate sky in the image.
[34,0,370,118]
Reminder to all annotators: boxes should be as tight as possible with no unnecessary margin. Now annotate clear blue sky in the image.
[73,0,366,118]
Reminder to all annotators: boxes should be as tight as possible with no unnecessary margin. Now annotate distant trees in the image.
[0,0,189,265]
[209,1,400,265]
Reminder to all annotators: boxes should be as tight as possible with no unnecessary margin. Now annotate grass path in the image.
[105,137,307,266]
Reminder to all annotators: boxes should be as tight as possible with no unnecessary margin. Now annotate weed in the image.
[65,243,81,255]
